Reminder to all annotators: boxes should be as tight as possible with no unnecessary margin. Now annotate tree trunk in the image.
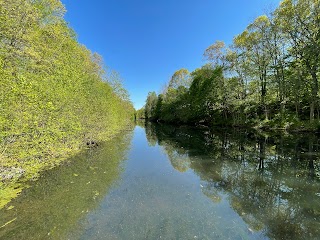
[258,137,265,170]
[310,101,315,122]
[306,62,318,122]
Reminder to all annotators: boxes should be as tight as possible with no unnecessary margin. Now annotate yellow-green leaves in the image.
[168,68,191,90]
[141,0,320,127]
[0,0,134,207]
[203,40,226,67]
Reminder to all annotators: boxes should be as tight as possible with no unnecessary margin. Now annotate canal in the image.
[1,123,320,239]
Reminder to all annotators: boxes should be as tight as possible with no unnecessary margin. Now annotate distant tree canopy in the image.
[0,0,134,189]
[168,69,192,89]
[140,0,320,130]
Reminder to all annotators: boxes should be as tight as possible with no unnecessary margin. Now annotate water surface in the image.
[1,124,319,239]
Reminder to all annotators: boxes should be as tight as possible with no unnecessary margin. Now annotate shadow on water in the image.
[144,122,320,240]
[0,129,134,240]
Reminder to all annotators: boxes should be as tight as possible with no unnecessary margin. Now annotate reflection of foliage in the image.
[0,130,133,240]
[135,119,146,128]
[202,183,222,203]
[165,148,190,173]
[145,123,320,239]
[145,122,158,147]
[145,123,192,171]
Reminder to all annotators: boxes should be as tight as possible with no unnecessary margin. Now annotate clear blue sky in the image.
[61,0,281,110]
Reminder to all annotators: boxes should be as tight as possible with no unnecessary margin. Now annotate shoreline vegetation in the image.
[138,0,320,133]
[0,0,134,208]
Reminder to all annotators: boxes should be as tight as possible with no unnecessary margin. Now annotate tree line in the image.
[141,0,320,131]
[0,0,134,203]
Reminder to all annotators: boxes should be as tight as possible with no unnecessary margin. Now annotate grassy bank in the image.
[0,0,134,208]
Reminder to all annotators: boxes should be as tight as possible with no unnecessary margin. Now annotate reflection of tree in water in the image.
[145,123,192,172]
[201,182,222,203]
[135,119,146,128]
[145,122,158,146]
[0,129,134,240]
[163,147,190,172]
[145,123,320,240]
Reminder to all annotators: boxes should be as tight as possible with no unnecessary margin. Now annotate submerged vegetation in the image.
[142,0,320,131]
[0,130,133,239]
[0,0,134,207]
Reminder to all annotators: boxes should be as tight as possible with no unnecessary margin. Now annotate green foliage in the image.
[135,107,145,120]
[168,68,192,89]
[143,0,320,129]
[145,91,158,120]
[0,0,134,206]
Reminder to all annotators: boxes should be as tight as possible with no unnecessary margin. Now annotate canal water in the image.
[0,123,319,239]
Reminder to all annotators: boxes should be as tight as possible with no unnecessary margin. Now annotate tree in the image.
[145,92,158,120]
[143,0,320,130]
[168,68,192,89]
[234,16,272,120]
[203,40,227,67]
[0,0,134,206]
[275,0,320,121]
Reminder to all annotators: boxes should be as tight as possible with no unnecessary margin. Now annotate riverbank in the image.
[0,123,134,209]
[0,0,135,209]
[145,117,320,134]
